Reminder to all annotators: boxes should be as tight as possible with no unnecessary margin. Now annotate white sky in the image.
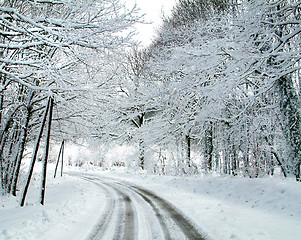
[124,0,177,46]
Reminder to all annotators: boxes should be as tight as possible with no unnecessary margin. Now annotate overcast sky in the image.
[124,0,177,46]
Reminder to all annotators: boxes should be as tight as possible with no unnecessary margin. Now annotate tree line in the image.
[104,0,301,180]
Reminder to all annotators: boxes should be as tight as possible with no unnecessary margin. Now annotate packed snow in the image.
[0,164,300,240]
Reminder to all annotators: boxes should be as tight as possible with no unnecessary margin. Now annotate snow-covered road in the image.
[1,167,300,240]
[69,172,208,240]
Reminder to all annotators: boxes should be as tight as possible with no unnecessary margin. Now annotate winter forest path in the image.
[67,172,209,240]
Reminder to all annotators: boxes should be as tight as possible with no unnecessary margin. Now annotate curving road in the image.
[68,173,210,240]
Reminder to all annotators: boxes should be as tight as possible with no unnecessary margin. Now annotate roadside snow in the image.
[0,169,106,240]
[94,169,301,240]
[1,165,300,240]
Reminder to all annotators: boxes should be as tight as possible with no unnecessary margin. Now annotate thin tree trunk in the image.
[40,97,53,205]
[61,141,64,177]
[11,109,30,196]
[204,123,213,171]
[11,91,34,196]
[6,125,21,193]
[133,113,145,170]
[271,150,287,178]
[0,74,6,126]
[0,131,8,189]
[7,150,19,194]
[264,136,287,178]
[139,139,145,170]
[223,149,228,174]
[232,146,237,176]
[20,98,50,207]
[296,164,301,182]
[0,94,3,126]
[243,150,250,177]
[186,133,191,168]
[54,140,64,178]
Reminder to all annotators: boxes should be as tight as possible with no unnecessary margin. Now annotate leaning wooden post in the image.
[20,97,50,207]
[61,140,64,177]
[40,97,53,205]
[54,140,64,178]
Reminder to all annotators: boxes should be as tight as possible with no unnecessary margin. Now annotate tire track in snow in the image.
[68,173,210,240]
[115,180,208,240]
[78,176,120,240]
[79,175,135,240]
[132,186,208,240]
[108,184,135,240]
[134,189,172,240]
[113,181,172,240]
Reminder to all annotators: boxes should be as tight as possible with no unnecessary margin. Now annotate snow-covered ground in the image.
[0,166,106,240]
[0,165,300,240]
[106,170,301,240]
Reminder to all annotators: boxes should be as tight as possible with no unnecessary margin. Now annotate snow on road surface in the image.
[109,171,301,240]
[0,167,301,240]
[69,173,208,240]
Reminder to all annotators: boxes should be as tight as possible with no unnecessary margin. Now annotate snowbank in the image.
[0,170,105,240]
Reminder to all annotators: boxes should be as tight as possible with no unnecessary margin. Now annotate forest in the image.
[0,0,300,203]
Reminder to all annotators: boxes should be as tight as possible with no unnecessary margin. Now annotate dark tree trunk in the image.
[297,164,301,182]
[11,109,31,196]
[243,150,250,177]
[272,3,301,181]
[0,94,3,126]
[20,97,50,207]
[204,123,213,171]
[0,131,8,189]
[133,113,145,170]
[40,97,53,205]
[61,141,64,177]
[271,150,287,178]
[54,140,64,178]
[11,91,34,196]
[276,76,301,180]
[231,146,238,176]
[139,139,145,170]
[223,150,228,175]
[186,133,191,168]
[5,125,22,193]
